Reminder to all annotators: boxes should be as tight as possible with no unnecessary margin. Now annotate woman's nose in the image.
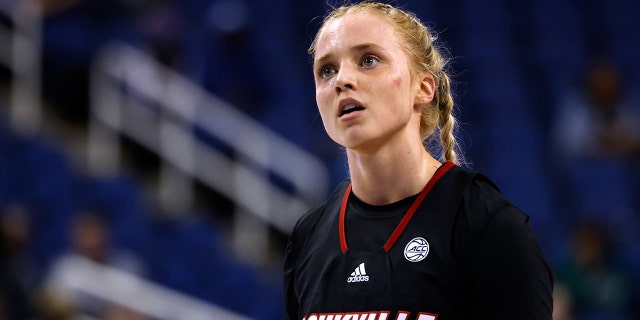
[335,64,357,93]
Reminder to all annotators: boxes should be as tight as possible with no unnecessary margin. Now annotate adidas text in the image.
[347,275,369,283]
[347,262,369,283]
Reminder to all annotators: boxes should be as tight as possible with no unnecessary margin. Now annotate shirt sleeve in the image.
[465,205,554,319]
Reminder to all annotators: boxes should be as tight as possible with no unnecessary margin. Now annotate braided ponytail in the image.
[434,71,458,164]
[415,30,462,165]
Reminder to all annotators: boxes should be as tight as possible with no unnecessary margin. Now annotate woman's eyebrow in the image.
[314,42,384,66]
[350,42,385,53]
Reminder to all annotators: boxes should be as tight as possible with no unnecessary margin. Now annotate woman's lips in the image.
[338,98,366,118]
[340,104,365,117]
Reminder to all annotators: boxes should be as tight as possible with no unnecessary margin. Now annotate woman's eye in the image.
[319,65,337,78]
[361,55,379,67]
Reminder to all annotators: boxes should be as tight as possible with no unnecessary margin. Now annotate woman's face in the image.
[313,13,432,152]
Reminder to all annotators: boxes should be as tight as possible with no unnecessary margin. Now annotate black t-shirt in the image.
[346,192,417,251]
[284,163,554,320]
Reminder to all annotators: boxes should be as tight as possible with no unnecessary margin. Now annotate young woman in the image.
[284,2,553,319]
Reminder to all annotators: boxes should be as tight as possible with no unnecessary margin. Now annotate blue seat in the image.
[524,0,586,100]
[72,175,152,255]
[602,0,640,90]
[565,158,636,229]
[147,217,256,313]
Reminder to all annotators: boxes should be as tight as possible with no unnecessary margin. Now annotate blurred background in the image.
[0,0,639,319]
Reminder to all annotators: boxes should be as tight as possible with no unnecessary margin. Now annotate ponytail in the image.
[435,71,458,164]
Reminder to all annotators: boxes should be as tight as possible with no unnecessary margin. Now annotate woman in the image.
[284,2,553,319]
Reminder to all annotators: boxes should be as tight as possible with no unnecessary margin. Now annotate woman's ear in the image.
[415,73,436,106]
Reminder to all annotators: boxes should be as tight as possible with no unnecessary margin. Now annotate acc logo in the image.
[404,237,430,262]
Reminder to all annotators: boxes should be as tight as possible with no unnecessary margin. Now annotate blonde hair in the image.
[309,2,463,164]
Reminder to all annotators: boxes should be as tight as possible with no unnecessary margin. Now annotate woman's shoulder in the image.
[454,168,530,235]
[444,168,529,233]
[286,180,350,260]
[291,179,351,235]
[452,168,549,283]
[465,173,512,213]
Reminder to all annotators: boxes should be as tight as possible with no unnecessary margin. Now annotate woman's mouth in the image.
[340,104,365,117]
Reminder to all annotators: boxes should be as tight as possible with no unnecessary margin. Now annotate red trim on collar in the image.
[339,183,352,254]
[338,161,455,254]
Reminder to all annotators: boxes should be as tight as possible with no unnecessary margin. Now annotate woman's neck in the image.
[346,140,442,205]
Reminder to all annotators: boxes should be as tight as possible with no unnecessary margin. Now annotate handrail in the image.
[45,254,252,320]
[0,0,42,135]
[88,42,329,234]
[1,4,265,319]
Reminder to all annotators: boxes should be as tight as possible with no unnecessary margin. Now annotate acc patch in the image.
[404,237,430,262]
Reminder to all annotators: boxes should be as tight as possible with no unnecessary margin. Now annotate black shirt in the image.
[284,163,554,320]
[346,192,416,251]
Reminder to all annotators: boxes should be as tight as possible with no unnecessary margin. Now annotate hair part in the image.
[309,1,465,165]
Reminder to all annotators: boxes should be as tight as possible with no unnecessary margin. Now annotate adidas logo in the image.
[347,262,369,283]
